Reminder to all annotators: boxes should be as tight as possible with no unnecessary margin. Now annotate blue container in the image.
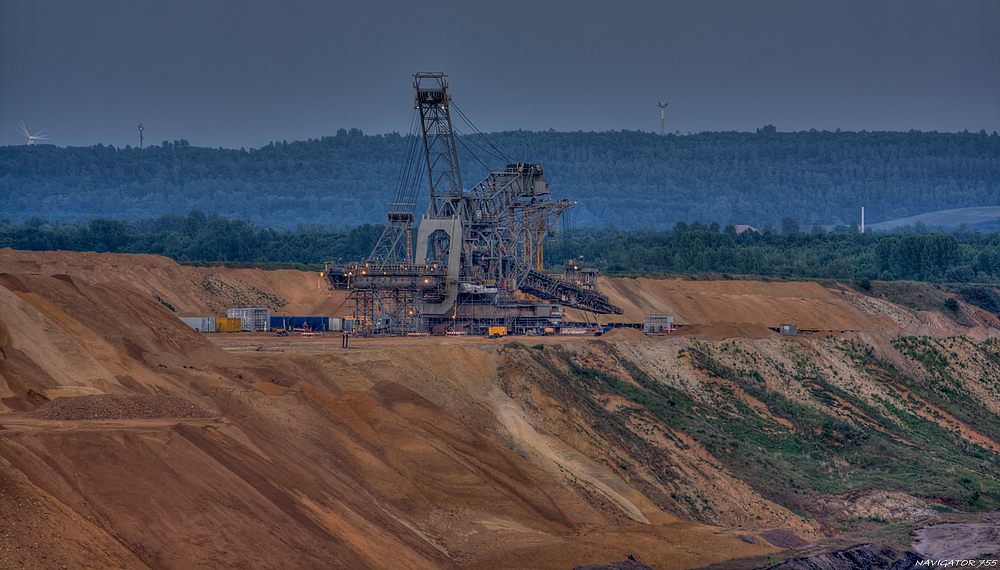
[272,316,331,332]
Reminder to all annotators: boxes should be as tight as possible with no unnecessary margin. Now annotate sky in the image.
[1,0,998,150]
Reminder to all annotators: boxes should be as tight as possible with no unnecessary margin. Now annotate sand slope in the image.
[0,248,347,317]
[5,251,993,568]
[565,277,889,339]
[0,251,787,569]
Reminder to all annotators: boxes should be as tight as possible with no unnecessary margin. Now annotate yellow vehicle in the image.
[488,326,507,338]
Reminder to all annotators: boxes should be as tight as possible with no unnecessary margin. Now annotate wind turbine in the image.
[17,122,49,145]
[657,102,668,136]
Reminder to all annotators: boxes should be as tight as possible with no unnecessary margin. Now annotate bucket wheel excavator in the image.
[327,73,620,335]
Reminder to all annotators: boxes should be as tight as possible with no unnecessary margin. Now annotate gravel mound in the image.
[26,394,214,421]
[768,544,924,570]
[759,529,810,549]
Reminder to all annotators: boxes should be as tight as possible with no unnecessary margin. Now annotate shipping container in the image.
[227,307,270,332]
[330,318,343,331]
[216,317,242,332]
[180,317,215,333]
[269,316,330,332]
[309,316,329,332]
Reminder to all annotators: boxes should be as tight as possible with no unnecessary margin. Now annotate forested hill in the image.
[2,128,998,229]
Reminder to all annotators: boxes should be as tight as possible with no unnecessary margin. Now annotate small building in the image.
[780,323,798,335]
[643,314,675,334]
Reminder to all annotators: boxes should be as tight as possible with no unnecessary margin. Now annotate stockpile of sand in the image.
[600,327,649,341]
[25,394,214,420]
[0,248,343,317]
[577,277,877,336]
[0,271,231,404]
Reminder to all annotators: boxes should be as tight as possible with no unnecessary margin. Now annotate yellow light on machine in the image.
[424,279,429,283]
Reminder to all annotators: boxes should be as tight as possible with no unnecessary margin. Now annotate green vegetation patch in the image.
[517,338,1000,526]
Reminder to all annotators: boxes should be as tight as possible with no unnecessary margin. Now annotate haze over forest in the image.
[2,128,998,232]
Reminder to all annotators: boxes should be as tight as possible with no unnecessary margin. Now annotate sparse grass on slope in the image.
[515,337,1000,532]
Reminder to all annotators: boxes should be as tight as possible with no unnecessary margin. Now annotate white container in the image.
[180,316,216,333]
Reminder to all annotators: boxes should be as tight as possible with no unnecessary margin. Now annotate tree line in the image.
[0,212,380,266]
[3,212,1000,284]
[557,221,1000,283]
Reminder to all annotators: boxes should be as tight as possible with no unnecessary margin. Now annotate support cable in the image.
[452,102,513,163]
[451,127,493,175]
[391,109,423,209]
[453,125,506,164]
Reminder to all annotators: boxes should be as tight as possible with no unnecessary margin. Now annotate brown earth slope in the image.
[567,277,892,339]
[0,253,791,569]
[2,251,998,569]
[0,248,349,317]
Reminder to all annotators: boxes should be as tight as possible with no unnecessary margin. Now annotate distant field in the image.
[869,206,1000,231]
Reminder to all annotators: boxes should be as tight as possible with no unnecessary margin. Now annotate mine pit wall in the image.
[0,266,789,569]
[3,252,1000,568]
[493,331,1000,526]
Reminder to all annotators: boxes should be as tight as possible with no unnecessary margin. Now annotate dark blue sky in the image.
[2,0,998,149]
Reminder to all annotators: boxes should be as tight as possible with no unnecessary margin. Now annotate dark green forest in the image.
[3,213,1000,285]
[0,213,381,267]
[2,128,998,229]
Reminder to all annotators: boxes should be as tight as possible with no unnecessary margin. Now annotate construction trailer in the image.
[227,308,270,332]
[325,73,621,336]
